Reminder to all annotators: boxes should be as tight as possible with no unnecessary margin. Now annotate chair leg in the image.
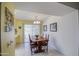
[31,48,36,55]
[47,46,48,53]
[30,48,33,55]
[44,46,47,53]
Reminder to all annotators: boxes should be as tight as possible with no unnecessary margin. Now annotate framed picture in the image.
[50,22,57,32]
[4,7,14,32]
[43,25,47,31]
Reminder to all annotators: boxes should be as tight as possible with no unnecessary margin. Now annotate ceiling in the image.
[59,2,79,9]
[12,2,76,20]
[15,9,50,20]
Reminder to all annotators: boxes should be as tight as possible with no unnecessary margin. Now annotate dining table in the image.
[32,36,48,53]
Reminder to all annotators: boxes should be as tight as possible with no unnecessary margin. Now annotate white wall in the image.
[43,10,78,56]
[78,9,79,56]
[43,16,61,50]
[60,10,78,56]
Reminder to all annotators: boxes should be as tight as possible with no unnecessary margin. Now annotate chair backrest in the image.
[29,34,32,43]
[45,34,49,45]
[45,34,49,41]
[47,34,49,41]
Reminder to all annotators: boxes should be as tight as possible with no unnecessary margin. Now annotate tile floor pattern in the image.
[15,43,64,56]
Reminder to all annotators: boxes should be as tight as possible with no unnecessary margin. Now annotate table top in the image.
[33,38,48,42]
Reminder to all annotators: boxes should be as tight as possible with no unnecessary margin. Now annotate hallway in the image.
[15,43,64,56]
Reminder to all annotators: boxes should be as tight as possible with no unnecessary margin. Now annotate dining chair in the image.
[29,35,37,55]
[42,34,49,53]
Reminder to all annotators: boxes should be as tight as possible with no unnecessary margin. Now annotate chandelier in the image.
[33,16,40,24]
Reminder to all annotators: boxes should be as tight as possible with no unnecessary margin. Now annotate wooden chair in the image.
[42,34,49,53]
[29,35,37,55]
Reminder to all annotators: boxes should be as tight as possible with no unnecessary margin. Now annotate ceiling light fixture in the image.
[33,16,40,24]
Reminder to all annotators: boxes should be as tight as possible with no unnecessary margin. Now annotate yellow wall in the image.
[15,19,43,44]
[1,3,15,56]
[15,20,23,44]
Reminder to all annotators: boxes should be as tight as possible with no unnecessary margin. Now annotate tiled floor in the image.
[15,42,64,56]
